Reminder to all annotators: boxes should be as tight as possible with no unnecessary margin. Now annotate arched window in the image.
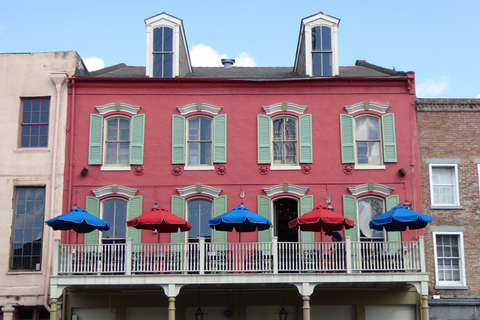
[355,116,381,165]
[187,198,212,241]
[101,198,128,244]
[273,116,297,165]
[105,117,130,165]
[187,117,212,166]
[358,197,384,240]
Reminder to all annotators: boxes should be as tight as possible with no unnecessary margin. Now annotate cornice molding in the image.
[95,102,141,115]
[177,184,222,197]
[177,102,222,116]
[263,183,309,197]
[416,99,480,112]
[348,182,394,196]
[91,185,138,198]
[344,101,389,114]
[263,102,307,115]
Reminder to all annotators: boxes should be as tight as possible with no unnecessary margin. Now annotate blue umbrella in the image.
[208,206,272,239]
[45,207,112,238]
[369,205,433,231]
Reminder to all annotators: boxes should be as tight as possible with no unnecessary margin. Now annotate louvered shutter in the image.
[300,195,314,243]
[257,196,272,242]
[299,114,313,163]
[127,196,143,244]
[382,113,397,162]
[386,195,401,241]
[257,115,271,164]
[170,196,186,243]
[340,114,355,164]
[130,114,145,165]
[213,114,227,163]
[213,196,228,243]
[172,115,185,164]
[88,114,103,165]
[84,197,100,244]
[343,195,358,241]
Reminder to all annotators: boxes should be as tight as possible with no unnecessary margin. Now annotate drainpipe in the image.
[44,72,68,312]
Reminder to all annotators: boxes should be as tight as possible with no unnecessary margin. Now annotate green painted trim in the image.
[257,196,272,242]
[88,114,103,165]
[299,114,313,163]
[257,115,271,164]
[170,196,185,243]
[213,196,228,243]
[340,114,355,164]
[127,196,143,244]
[213,114,227,163]
[382,113,397,162]
[172,115,185,164]
[84,197,100,244]
[130,114,145,165]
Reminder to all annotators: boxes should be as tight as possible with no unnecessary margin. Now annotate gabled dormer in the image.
[145,12,192,78]
[294,12,340,77]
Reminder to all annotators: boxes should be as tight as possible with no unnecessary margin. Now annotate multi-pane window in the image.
[434,233,465,286]
[358,197,384,240]
[11,187,45,270]
[105,117,130,165]
[311,26,332,76]
[102,198,127,244]
[273,116,297,165]
[430,165,460,207]
[20,99,49,147]
[187,117,212,166]
[153,26,173,77]
[355,116,381,165]
[188,199,212,240]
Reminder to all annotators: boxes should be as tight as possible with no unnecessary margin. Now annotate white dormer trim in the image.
[344,101,390,114]
[145,13,192,77]
[95,102,141,115]
[176,184,222,197]
[177,102,222,116]
[262,102,307,115]
[348,183,394,196]
[263,183,309,197]
[91,185,138,198]
[295,12,340,77]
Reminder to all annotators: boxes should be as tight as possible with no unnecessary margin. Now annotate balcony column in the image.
[302,296,311,320]
[168,297,176,320]
[49,299,58,320]
[1,306,15,320]
[421,295,429,320]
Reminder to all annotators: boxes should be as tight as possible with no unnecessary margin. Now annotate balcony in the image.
[50,237,429,298]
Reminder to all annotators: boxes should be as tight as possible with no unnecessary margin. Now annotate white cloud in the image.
[476,94,480,99]
[83,57,105,72]
[416,76,448,98]
[190,44,256,67]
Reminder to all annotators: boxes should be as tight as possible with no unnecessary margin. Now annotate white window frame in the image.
[270,115,300,169]
[428,163,461,209]
[354,115,385,169]
[186,197,213,241]
[185,116,214,170]
[102,115,131,170]
[432,231,467,289]
[100,197,128,244]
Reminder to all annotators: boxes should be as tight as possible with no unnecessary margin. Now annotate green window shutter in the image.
[257,196,272,242]
[343,195,358,242]
[213,196,228,243]
[257,115,271,164]
[300,195,314,243]
[172,115,185,164]
[127,196,143,244]
[130,114,145,165]
[299,114,313,163]
[213,114,227,163]
[88,114,103,165]
[84,197,99,245]
[170,196,185,243]
[382,113,397,163]
[386,195,401,241]
[340,114,355,164]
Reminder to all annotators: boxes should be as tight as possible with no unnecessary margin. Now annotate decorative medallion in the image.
[172,165,183,176]
[343,164,354,175]
[216,164,227,175]
[301,164,312,174]
[133,166,144,176]
[258,165,270,175]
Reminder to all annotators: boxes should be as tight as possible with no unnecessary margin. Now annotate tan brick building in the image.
[417,98,480,319]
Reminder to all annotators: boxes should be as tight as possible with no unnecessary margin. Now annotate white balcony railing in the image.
[53,237,425,276]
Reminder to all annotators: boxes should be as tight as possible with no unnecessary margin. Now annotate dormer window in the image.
[311,26,332,77]
[153,27,173,77]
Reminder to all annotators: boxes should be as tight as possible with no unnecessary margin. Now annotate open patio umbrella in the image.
[288,205,355,232]
[126,206,192,242]
[45,207,112,243]
[369,205,433,231]
[208,205,272,241]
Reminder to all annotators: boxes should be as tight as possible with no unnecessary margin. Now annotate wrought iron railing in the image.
[53,237,425,276]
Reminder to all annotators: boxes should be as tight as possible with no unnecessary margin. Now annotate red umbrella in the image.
[127,206,192,242]
[288,205,354,232]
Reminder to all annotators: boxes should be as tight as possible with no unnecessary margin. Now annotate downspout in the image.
[44,72,68,312]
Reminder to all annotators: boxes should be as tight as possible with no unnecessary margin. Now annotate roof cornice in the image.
[417,99,480,112]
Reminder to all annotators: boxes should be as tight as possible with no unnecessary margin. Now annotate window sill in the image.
[7,270,42,275]
[430,205,463,210]
[270,165,301,171]
[14,147,50,153]
[354,164,385,170]
[184,166,214,171]
[101,166,131,171]
[435,285,468,290]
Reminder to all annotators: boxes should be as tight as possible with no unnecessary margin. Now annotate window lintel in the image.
[95,102,141,115]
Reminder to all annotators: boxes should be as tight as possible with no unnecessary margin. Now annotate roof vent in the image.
[221,59,235,68]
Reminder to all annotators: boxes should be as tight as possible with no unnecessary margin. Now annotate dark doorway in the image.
[274,198,298,242]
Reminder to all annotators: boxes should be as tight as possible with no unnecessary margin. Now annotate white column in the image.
[1,306,15,320]
[302,296,311,320]
[49,299,58,320]
[168,297,176,320]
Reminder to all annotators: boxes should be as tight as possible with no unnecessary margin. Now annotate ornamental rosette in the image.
[216,164,227,175]
[133,166,144,176]
[301,164,312,174]
[258,165,269,175]
[172,165,183,176]
[343,164,354,175]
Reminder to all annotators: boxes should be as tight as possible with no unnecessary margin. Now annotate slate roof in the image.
[79,60,409,80]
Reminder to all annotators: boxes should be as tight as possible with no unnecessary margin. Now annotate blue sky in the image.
[1,0,479,98]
